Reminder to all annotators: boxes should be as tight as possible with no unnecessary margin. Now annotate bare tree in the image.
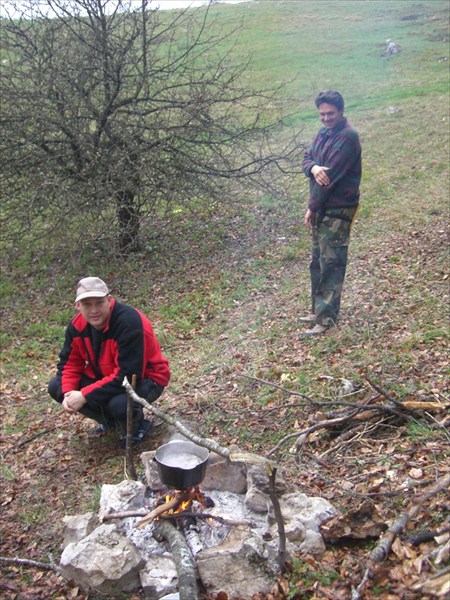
[0,0,303,258]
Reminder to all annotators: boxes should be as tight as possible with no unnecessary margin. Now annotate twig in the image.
[135,492,190,528]
[159,512,253,528]
[238,373,319,404]
[101,509,148,521]
[17,426,60,449]
[266,409,361,457]
[424,411,450,442]
[124,374,138,480]
[408,524,450,546]
[266,463,286,573]
[0,556,60,574]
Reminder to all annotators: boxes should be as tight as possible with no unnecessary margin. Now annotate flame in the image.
[154,486,207,518]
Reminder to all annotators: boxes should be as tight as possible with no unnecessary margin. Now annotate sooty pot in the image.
[154,440,209,490]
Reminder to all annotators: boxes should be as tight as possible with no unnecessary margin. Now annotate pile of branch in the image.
[236,374,449,457]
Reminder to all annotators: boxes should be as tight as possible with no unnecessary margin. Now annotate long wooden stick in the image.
[0,556,60,573]
[125,374,138,480]
[123,377,231,458]
[266,463,286,573]
[123,377,275,468]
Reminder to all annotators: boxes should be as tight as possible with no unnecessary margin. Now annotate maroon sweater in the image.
[302,117,361,213]
[57,297,170,403]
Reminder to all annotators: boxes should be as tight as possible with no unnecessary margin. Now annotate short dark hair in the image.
[315,90,344,111]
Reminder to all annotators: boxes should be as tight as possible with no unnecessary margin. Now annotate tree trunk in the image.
[116,189,141,253]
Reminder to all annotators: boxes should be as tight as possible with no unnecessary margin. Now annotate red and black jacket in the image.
[57,298,170,403]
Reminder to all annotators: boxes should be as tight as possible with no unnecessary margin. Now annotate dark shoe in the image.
[302,324,329,337]
[120,419,153,449]
[93,423,109,436]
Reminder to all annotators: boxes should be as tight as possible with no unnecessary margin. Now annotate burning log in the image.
[135,490,191,529]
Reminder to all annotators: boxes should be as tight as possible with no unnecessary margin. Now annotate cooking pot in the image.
[154,440,209,490]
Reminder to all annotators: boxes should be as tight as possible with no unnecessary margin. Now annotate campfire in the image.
[59,441,337,599]
[135,486,212,529]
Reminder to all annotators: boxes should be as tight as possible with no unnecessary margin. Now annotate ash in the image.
[121,490,268,558]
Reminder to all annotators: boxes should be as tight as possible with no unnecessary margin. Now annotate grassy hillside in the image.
[1,1,449,599]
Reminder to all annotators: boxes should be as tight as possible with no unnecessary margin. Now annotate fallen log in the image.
[153,520,199,600]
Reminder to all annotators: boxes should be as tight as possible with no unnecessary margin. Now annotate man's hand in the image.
[304,208,316,229]
[311,165,330,186]
[62,390,86,414]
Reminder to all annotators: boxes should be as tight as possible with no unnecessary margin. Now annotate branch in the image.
[266,410,361,457]
[123,377,274,467]
[103,509,252,528]
[17,426,60,448]
[123,377,230,458]
[266,463,286,573]
[153,520,199,600]
[369,472,450,563]
[0,556,60,574]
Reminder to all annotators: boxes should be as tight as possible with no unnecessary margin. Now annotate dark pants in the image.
[48,375,164,434]
[309,207,357,327]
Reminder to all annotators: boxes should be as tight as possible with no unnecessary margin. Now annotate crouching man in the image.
[48,277,170,447]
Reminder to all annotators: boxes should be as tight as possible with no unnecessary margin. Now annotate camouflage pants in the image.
[309,206,358,327]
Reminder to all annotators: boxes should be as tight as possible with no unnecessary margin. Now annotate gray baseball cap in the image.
[75,277,109,302]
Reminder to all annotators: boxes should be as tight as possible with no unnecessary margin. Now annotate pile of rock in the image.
[58,451,337,599]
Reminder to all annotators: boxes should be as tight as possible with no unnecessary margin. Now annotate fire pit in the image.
[59,447,337,599]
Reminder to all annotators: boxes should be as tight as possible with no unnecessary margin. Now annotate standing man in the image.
[48,277,170,447]
[301,90,361,336]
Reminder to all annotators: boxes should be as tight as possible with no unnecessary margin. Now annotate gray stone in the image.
[298,529,326,555]
[245,464,292,513]
[196,528,276,598]
[141,451,164,491]
[140,555,178,600]
[385,40,401,56]
[202,452,247,494]
[268,492,337,556]
[62,512,99,549]
[272,492,337,532]
[100,479,146,513]
[59,523,145,595]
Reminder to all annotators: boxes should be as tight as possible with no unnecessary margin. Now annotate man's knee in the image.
[48,376,63,403]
